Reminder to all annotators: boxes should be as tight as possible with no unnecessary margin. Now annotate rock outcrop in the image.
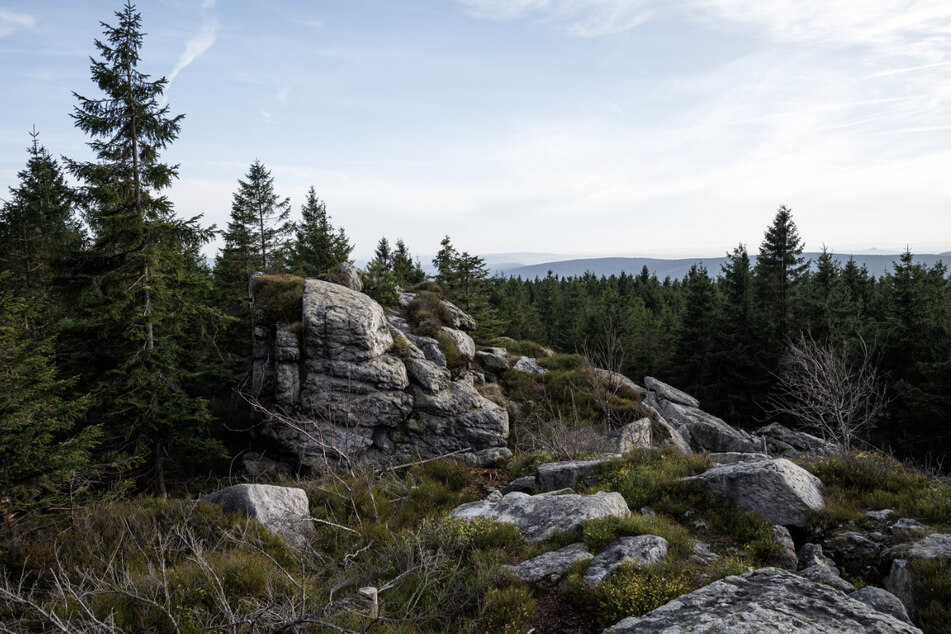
[534,456,620,492]
[503,543,594,584]
[683,458,825,528]
[449,489,631,542]
[604,567,923,633]
[202,484,312,548]
[644,377,760,454]
[254,278,508,466]
[756,422,838,457]
[583,535,669,586]
[886,532,951,622]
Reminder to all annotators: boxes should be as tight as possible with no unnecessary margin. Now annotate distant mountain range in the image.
[495,252,951,281]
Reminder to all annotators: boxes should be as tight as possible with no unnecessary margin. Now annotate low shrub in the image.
[473,583,536,634]
[561,560,693,628]
[911,558,951,634]
[407,291,454,338]
[491,338,550,359]
[406,280,442,294]
[252,274,305,326]
[508,450,552,479]
[581,514,694,560]
[799,452,951,528]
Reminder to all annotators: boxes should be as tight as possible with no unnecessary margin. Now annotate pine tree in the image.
[0,128,84,301]
[433,235,459,294]
[754,205,809,346]
[64,1,220,493]
[288,186,352,277]
[373,237,392,271]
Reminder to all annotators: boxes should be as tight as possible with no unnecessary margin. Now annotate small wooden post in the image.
[358,586,379,619]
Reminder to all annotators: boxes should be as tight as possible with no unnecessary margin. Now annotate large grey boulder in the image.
[513,356,547,374]
[302,280,392,362]
[709,452,769,464]
[203,484,312,548]
[850,586,913,625]
[583,535,669,586]
[449,489,631,542]
[683,458,824,528]
[439,327,475,362]
[644,376,699,407]
[535,456,620,492]
[800,562,856,592]
[644,377,759,454]
[262,279,508,466]
[591,368,646,396]
[604,567,923,633]
[886,532,951,622]
[337,262,364,291]
[604,419,652,454]
[476,347,510,374]
[502,543,593,584]
[755,422,838,457]
[891,518,932,540]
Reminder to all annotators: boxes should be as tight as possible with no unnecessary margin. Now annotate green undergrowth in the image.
[502,352,648,456]
[406,290,453,338]
[599,449,780,565]
[490,338,550,359]
[0,460,537,633]
[252,273,305,327]
[798,452,951,529]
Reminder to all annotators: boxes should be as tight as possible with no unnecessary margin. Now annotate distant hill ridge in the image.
[497,252,949,281]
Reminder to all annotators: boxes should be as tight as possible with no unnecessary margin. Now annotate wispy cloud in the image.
[458,0,651,37]
[166,8,218,88]
[0,9,35,38]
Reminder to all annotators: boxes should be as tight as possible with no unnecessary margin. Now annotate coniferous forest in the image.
[2,3,951,633]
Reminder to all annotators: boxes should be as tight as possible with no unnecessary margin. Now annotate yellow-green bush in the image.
[407,290,453,338]
[562,560,693,628]
[911,558,951,634]
[799,452,951,528]
[252,273,305,326]
[474,584,536,634]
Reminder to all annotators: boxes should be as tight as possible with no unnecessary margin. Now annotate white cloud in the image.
[0,8,35,38]
[167,18,218,85]
[458,0,651,36]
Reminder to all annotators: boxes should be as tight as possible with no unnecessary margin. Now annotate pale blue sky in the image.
[2,0,951,260]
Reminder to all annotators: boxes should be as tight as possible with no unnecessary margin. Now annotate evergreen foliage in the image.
[0,129,84,303]
[754,205,809,347]
[62,1,222,493]
[0,283,98,511]
[287,186,351,277]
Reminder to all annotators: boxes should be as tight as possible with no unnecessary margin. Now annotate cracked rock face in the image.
[255,278,508,466]
[503,543,593,584]
[684,458,825,528]
[449,489,631,542]
[583,535,669,586]
[644,377,760,454]
[604,567,923,634]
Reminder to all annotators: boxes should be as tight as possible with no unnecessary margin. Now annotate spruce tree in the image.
[754,205,809,346]
[288,186,351,276]
[230,160,293,272]
[0,283,99,511]
[392,238,424,286]
[64,1,220,493]
[673,263,719,399]
[0,129,84,301]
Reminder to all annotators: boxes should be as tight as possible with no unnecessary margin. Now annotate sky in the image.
[1,0,950,261]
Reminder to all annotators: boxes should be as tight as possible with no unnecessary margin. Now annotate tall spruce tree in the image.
[65,2,220,493]
[288,186,351,276]
[754,205,809,346]
[0,129,84,301]
[229,160,293,272]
